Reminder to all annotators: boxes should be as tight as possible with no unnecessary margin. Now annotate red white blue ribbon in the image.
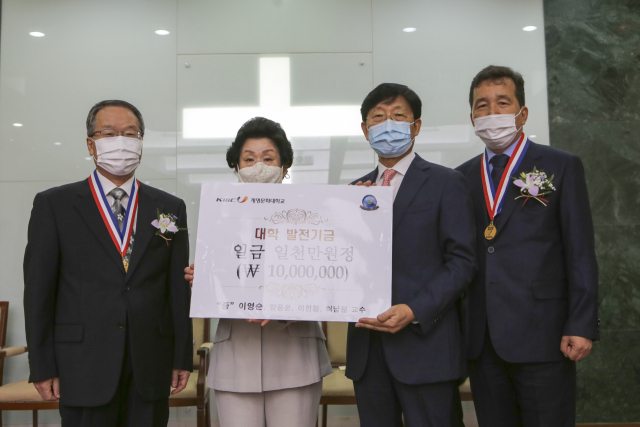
[88,170,139,258]
[480,133,529,220]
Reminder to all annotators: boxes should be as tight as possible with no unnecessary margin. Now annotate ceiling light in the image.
[85,157,92,160]
[529,135,537,138]
[155,30,170,35]
[13,123,23,127]
[29,32,45,37]
[522,26,537,31]
[403,27,417,33]
[54,142,62,145]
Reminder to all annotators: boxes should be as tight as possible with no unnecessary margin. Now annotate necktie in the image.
[382,169,397,186]
[109,188,126,232]
[490,154,510,190]
[109,188,135,270]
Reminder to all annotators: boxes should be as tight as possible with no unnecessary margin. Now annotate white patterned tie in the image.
[109,188,126,232]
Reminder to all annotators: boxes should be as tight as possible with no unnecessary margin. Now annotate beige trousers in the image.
[215,381,322,427]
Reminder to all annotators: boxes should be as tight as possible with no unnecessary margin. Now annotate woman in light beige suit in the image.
[185,117,332,427]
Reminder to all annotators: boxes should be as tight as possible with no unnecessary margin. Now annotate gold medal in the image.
[480,134,528,243]
[484,222,497,240]
[123,259,129,272]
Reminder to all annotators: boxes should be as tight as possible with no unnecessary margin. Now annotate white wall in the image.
[0,0,548,424]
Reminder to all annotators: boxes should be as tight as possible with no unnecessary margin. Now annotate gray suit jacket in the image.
[207,319,332,392]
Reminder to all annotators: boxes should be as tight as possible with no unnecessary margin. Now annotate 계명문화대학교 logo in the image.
[216,196,249,203]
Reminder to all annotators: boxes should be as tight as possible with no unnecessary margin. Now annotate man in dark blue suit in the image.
[456,66,599,426]
[345,83,477,427]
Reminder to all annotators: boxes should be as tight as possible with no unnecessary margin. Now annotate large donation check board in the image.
[190,183,392,322]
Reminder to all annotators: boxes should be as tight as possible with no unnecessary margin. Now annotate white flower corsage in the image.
[512,166,556,208]
[151,209,186,244]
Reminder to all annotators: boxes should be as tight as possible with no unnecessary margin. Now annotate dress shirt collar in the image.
[95,169,136,198]
[484,134,521,162]
[377,150,416,180]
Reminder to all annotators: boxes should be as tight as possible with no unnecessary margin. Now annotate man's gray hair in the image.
[86,100,145,138]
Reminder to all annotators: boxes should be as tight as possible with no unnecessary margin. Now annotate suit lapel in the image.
[493,141,543,239]
[466,156,491,236]
[393,155,431,232]
[74,179,126,274]
[125,185,162,282]
[362,168,379,184]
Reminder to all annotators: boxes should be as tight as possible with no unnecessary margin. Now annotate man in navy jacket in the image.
[346,83,477,427]
[456,66,599,426]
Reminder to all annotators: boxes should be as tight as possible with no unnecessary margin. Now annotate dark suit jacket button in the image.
[124,286,130,292]
[488,246,495,254]
[117,323,125,329]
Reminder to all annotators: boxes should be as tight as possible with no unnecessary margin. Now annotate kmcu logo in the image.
[216,196,248,203]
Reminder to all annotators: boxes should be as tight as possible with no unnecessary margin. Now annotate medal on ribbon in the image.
[88,170,139,271]
[480,133,529,240]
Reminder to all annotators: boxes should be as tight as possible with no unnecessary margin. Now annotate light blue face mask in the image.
[367,119,414,158]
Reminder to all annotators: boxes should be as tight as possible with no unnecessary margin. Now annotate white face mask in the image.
[92,136,142,176]
[237,162,284,184]
[473,108,523,151]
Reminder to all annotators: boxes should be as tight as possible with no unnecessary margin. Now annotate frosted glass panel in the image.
[177,0,372,54]
[0,0,178,182]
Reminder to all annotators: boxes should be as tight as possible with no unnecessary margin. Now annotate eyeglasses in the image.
[365,112,414,125]
[92,129,142,139]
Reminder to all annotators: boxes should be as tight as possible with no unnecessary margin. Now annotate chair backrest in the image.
[324,321,348,366]
[0,301,8,386]
[192,317,210,369]
[0,302,8,349]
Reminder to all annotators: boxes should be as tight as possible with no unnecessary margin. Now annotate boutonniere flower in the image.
[512,166,556,208]
[151,209,187,244]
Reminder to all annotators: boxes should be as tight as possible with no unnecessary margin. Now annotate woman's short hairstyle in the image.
[226,117,294,170]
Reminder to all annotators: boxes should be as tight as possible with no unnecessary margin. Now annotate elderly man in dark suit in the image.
[456,65,599,427]
[347,83,477,427]
[24,100,193,427]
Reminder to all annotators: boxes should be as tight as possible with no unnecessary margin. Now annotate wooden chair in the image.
[0,301,57,427]
[0,302,213,427]
[317,321,474,427]
[169,317,213,427]
[318,322,356,427]
[459,377,473,401]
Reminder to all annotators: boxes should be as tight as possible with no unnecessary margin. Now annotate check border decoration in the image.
[264,208,327,225]
[190,182,393,321]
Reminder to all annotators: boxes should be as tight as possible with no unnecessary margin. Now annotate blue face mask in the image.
[367,119,414,158]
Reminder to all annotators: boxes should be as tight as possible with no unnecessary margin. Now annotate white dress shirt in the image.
[95,170,137,232]
[375,151,416,201]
